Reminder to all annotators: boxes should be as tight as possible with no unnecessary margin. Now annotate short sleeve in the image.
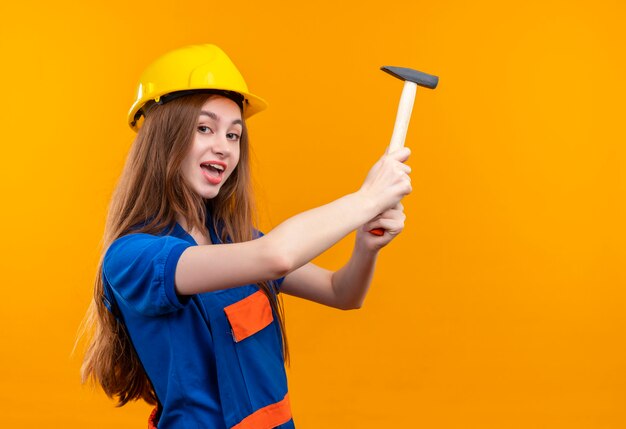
[103,233,194,316]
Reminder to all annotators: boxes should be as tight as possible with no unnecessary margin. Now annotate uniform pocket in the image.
[223,290,274,342]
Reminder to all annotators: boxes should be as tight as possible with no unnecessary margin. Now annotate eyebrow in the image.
[199,110,243,126]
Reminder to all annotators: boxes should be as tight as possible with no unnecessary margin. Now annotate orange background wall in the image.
[1,0,624,427]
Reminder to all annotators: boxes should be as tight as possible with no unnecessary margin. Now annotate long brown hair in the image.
[81,93,288,406]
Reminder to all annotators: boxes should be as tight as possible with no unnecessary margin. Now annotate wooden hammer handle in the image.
[388,80,417,153]
[369,81,417,236]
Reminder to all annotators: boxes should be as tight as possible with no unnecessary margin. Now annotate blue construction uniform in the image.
[102,221,294,429]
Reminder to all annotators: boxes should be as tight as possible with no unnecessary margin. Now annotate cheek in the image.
[231,145,242,169]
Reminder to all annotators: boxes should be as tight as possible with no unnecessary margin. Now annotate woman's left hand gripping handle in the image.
[361,202,407,249]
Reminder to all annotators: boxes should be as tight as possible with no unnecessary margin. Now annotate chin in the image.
[198,186,222,200]
[200,191,219,200]
[191,178,228,200]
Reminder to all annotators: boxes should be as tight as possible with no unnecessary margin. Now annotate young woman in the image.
[82,44,411,429]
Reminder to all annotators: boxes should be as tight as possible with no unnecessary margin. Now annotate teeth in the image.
[204,163,224,172]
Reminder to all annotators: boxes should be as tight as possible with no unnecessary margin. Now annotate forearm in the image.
[176,192,379,295]
[330,240,379,310]
[280,204,407,309]
[264,191,379,273]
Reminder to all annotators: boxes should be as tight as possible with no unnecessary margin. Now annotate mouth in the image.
[200,161,226,185]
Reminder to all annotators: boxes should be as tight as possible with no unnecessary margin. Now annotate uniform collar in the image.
[172,218,221,246]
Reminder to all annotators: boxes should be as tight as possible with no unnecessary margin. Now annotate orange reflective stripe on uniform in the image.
[232,393,291,429]
[223,290,274,342]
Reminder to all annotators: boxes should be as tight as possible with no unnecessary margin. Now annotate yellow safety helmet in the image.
[128,44,267,131]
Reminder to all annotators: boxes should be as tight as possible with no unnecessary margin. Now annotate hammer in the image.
[370,66,439,236]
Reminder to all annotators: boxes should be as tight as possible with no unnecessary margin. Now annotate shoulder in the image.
[107,231,189,257]
[104,232,194,283]
[103,232,195,315]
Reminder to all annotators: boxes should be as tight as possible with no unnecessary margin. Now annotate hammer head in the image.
[381,66,439,89]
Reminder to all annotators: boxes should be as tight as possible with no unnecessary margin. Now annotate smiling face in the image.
[180,95,243,200]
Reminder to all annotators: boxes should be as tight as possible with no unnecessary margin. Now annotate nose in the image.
[211,134,231,157]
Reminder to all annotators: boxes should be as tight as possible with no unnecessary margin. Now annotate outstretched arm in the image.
[174,149,411,295]
[280,203,406,309]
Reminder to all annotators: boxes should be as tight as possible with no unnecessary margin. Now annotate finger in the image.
[367,210,405,227]
[390,160,412,174]
[377,208,406,222]
[378,202,404,215]
[387,146,411,162]
[368,217,405,236]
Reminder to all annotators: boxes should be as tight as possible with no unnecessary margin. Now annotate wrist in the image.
[351,190,382,220]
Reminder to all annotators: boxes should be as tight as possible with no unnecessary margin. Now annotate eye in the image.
[226,132,241,141]
[197,125,213,134]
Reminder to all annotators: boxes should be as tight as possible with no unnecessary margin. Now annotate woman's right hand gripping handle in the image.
[358,147,412,235]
